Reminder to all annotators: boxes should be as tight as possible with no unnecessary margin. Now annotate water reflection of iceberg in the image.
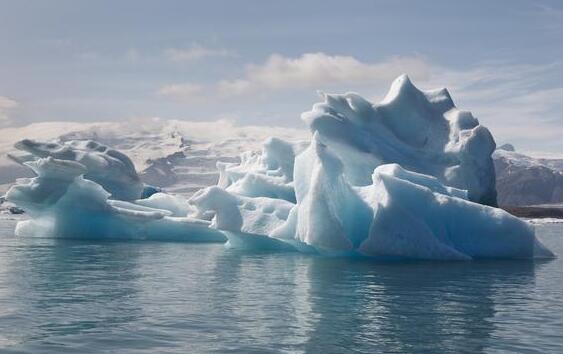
[301,258,542,353]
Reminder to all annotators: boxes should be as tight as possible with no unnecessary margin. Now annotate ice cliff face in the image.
[302,75,497,206]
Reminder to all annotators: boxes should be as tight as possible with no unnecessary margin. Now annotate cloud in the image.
[165,44,235,62]
[156,83,204,100]
[0,96,18,125]
[158,52,433,100]
[217,53,432,96]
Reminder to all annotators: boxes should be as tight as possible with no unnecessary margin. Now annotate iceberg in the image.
[217,134,551,260]
[5,157,225,242]
[9,139,144,200]
[195,75,552,260]
[4,74,554,260]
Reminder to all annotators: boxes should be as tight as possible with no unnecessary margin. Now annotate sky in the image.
[0,0,562,156]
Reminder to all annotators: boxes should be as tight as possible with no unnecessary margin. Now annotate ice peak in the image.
[381,74,419,104]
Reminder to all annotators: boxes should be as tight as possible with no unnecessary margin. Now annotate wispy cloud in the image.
[165,44,235,62]
[217,53,431,96]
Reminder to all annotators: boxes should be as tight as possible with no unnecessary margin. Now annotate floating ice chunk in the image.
[182,76,551,260]
[11,139,144,200]
[5,157,225,242]
[301,74,497,206]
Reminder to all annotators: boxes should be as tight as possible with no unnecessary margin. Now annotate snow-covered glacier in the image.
[4,75,554,260]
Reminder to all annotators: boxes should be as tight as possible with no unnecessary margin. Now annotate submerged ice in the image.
[4,75,553,260]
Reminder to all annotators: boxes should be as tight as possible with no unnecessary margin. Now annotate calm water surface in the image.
[0,218,562,354]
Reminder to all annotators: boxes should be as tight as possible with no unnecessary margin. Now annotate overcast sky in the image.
[0,0,562,156]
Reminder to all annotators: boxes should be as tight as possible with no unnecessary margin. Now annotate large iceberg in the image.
[193,135,551,259]
[190,75,552,260]
[4,75,554,260]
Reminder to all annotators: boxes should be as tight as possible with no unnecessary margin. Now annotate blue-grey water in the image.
[0,218,562,354]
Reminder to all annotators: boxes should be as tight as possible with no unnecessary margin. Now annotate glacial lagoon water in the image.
[0,218,562,354]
